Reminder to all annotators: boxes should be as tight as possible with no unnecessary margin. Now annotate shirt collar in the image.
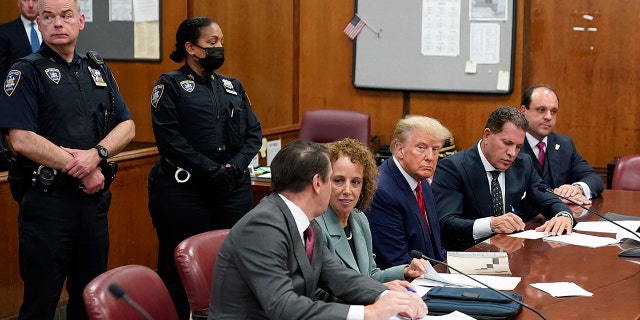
[392,156,421,191]
[477,140,499,172]
[278,193,310,239]
[525,132,547,150]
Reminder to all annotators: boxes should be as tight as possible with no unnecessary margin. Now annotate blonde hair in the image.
[390,115,451,155]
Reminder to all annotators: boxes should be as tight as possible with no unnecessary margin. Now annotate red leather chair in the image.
[174,229,230,319]
[298,109,371,147]
[83,265,178,320]
[612,154,640,190]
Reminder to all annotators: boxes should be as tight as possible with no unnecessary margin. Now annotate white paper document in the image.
[574,220,640,241]
[530,282,593,297]
[544,232,619,248]
[413,262,520,290]
[507,229,548,239]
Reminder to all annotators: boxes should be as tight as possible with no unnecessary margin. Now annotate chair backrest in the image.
[174,229,230,318]
[612,154,640,190]
[83,265,178,320]
[298,109,371,147]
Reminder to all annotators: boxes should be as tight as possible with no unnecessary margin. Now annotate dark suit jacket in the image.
[208,193,387,320]
[365,158,447,269]
[521,132,603,198]
[432,144,571,251]
[0,17,32,79]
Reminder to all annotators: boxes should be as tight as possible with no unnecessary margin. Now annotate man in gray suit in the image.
[208,140,427,320]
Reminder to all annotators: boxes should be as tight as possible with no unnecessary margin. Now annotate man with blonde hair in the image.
[366,115,451,268]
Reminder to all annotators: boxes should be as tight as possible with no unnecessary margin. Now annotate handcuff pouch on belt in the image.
[32,165,57,192]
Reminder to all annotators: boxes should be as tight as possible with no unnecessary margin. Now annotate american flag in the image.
[343,15,366,40]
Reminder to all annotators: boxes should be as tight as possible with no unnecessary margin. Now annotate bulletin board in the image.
[76,0,161,61]
[352,0,516,94]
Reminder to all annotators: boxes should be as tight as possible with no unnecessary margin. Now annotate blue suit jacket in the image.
[365,158,447,269]
[521,132,603,198]
[0,17,32,78]
[432,144,571,251]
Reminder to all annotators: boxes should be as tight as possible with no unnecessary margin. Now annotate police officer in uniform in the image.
[148,16,262,319]
[0,0,135,319]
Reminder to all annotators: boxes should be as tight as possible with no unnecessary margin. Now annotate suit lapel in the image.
[350,217,371,275]
[387,160,432,244]
[466,147,493,217]
[546,133,562,187]
[323,208,360,271]
[273,195,317,295]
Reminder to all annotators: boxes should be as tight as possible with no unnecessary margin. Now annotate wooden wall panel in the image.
[188,0,295,129]
[299,0,405,145]
[527,0,640,167]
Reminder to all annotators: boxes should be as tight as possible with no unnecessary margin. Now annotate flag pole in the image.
[355,13,382,38]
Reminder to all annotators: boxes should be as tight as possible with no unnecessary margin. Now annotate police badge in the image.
[88,66,107,87]
[45,68,61,84]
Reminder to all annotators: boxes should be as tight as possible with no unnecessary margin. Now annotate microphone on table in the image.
[410,250,546,320]
[108,283,155,320]
[537,186,640,258]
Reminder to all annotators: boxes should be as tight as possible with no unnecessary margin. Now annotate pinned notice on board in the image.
[465,61,477,74]
[497,70,510,91]
[266,139,282,166]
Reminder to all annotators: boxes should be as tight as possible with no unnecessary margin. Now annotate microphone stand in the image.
[410,250,546,320]
[539,186,640,258]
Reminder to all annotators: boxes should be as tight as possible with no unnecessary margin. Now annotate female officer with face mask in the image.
[147,16,262,319]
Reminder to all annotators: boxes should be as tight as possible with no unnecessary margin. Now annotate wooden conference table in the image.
[250,183,640,319]
[467,189,640,320]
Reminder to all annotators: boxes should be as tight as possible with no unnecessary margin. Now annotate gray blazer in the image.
[208,193,387,320]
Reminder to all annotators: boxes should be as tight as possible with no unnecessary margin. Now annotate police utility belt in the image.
[31,162,118,192]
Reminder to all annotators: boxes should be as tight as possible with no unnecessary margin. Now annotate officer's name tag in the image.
[88,67,107,87]
[222,79,238,95]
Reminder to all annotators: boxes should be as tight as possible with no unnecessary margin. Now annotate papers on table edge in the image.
[530,282,593,297]
[507,220,640,248]
[412,261,521,291]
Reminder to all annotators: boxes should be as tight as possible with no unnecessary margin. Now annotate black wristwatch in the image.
[95,144,108,168]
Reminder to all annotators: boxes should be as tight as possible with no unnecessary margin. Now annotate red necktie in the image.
[415,183,431,235]
[304,226,314,262]
[537,141,546,168]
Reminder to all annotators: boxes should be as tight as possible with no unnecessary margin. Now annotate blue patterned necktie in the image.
[490,171,503,216]
[30,22,40,52]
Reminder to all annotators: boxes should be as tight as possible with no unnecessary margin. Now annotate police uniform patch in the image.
[222,79,238,95]
[3,70,21,96]
[180,80,195,93]
[151,84,164,108]
[45,68,61,84]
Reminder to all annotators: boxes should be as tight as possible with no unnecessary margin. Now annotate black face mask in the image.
[196,46,225,73]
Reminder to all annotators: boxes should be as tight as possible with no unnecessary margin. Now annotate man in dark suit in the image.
[366,116,450,269]
[0,0,40,171]
[432,107,574,251]
[208,140,427,320]
[520,84,603,205]
[0,0,40,78]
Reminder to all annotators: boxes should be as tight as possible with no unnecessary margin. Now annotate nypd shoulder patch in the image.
[4,70,21,96]
[151,84,164,108]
